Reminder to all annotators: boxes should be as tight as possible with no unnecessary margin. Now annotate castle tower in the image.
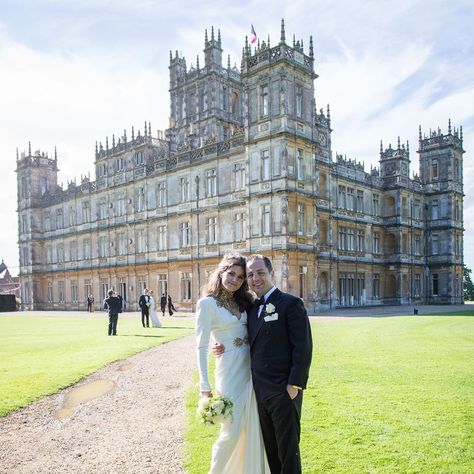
[241,18,317,140]
[16,144,59,309]
[417,122,464,303]
[241,19,319,293]
[167,28,243,146]
[379,137,410,185]
[169,50,187,131]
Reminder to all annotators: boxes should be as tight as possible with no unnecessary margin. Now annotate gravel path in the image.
[0,334,196,474]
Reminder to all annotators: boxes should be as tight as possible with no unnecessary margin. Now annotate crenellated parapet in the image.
[336,154,365,172]
[16,143,59,172]
[418,120,463,152]
[95,122,167,161]
[241,19,316,78]
[380,138,410,162]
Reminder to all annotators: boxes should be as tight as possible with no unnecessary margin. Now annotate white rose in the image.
[198,397,211,411]
[213,400,225,414]
[265,303,276,314]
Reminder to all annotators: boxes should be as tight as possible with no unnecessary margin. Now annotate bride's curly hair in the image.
[202,253,253,311]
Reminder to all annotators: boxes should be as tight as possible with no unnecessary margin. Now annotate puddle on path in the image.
[117,362,134,372]
[55,379,116,419]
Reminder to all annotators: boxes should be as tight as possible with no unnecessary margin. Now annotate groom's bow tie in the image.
[254,297,265,308]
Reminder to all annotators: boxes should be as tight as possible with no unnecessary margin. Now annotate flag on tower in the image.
[251,25,257,44]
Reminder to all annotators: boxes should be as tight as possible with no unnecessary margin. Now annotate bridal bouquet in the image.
[197,395,234,425]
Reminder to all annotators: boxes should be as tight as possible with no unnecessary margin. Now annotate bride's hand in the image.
[201,391,213,398]
[211,342,225,358]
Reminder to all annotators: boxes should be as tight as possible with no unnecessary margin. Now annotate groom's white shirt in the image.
[257,286,277,318]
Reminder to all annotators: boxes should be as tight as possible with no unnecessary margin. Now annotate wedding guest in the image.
[167,294,176,316]
[138,289,150,327]
[87,294,95,313]
[160,293,167,317]
[116,292,123,313]
[103,289,121,336]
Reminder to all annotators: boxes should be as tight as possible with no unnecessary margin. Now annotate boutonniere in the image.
[264,303,276,315]
[263,303,278,322]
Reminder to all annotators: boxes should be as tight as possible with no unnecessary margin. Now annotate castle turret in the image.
[241,18,317,141]
[417,121,464,304]
[169,50,187,130]
[16,144,59,309]
[167,28,243,145]
[16,143,59,209]
[418,121,464,189]
[204,26,223,72]
[379,137,411,189]
[241,19,319,293]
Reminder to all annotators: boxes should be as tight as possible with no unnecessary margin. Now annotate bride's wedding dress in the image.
[149,296,162,328]
[196,296,270,473]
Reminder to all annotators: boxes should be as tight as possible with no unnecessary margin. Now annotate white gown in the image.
[196,296,270,474]
[149,296,162,328]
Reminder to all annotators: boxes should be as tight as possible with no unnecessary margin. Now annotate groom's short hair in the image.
[247,254,273,272]
[107,289,114,296]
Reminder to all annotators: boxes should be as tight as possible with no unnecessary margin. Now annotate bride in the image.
[148,290,162,328]
[195,253,269,473]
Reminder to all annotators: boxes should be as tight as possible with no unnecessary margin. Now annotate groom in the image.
[214,254,313,473]
[138,289,150,328]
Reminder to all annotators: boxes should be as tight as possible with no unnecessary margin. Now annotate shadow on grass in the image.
[161,326,193,330]
[324,310,474,318]
[437,311,474,316]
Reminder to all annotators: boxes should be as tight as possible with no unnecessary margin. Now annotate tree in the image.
[463,265,474,301]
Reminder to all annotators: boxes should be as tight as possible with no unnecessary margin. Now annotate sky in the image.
[1,0,473,277]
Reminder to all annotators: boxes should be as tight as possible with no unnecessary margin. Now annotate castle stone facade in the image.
[16,21,464,312]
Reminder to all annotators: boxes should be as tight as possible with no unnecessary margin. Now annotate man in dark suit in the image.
[246,254,312,473]
[86,294,94,312]
[160,293,167,317]
[103,289,122,336]
[138,289,150,327]
[167,294,176,316]
[116,292,123,313]
[213,254,313,473]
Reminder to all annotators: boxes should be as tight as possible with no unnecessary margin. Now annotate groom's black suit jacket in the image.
[138,295,150,314]
[248,288,313,400]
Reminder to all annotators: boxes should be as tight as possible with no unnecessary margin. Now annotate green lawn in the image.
[184,314,474,473]
[0,315,194,416]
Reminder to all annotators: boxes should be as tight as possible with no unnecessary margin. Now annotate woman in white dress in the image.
[196,253,270,473]
[148,290,162,328]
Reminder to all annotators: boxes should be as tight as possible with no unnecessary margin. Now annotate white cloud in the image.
[317,36,474,270]
[0,33,169,275]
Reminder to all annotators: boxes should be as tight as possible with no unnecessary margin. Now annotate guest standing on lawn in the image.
[168,294,176,316]
[103,290,122,336]
[87,294,94,312]
[160,293,167,317]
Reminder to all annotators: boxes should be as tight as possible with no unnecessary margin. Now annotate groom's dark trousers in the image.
[248,289,312,474]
